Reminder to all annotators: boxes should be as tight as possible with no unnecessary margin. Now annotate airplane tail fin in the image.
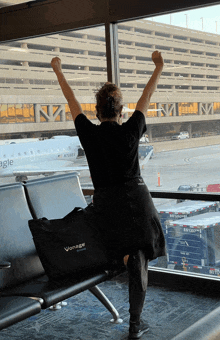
[139,147,153,168]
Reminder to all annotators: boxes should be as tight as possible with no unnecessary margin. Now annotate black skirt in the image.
[91,177,166,261]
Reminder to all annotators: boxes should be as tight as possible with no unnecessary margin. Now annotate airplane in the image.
[0,135,88,182]
[139,145,154,169]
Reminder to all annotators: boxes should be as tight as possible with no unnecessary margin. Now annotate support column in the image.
[21,43,29,84]
[48,105,54,121]
[188,123,192,138]
[21,43,29,68]
[157,103,162,117]
[34,104,41,123]
[172,103,177,116]
[105,23,120,87]
[147,125,152,142]
[198,102,203,115]
[175,103,179,116]
[60,105,66,122]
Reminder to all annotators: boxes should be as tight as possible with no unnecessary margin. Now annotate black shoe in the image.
[128,321,149,339]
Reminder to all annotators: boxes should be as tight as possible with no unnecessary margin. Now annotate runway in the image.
[142,144,220,192]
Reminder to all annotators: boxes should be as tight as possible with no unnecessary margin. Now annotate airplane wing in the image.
[12,160,89,177]
[13,167,88,177]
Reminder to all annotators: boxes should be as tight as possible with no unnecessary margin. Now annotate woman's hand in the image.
[51,57,62,73]
[152,51,164,68]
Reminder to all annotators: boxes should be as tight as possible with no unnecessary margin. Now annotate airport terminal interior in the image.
[1,0,220,339]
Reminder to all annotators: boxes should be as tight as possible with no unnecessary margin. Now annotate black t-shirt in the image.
[75,110,147,189]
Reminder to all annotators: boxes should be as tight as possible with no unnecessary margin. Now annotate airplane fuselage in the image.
[0,136,81,177]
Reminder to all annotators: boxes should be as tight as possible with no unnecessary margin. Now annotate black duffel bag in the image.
[28,205,110,281]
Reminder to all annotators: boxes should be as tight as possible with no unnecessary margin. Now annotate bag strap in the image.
[63,207,84,221]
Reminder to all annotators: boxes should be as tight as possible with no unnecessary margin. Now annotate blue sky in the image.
[151,4,220,34]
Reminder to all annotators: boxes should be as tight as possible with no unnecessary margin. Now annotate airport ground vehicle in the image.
[139,134,149,143]
[171,131,189,140]
[165,212,220,276]
[177,185,194,203]
[156,201,219,269]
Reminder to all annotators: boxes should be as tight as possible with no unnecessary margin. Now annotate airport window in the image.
[174,60,189,65]
[121,83,133,88]
[192,86,204,89]
[0,26,107,128]
[135,42,153,48]
[208,64,218,68]
[190,50,204,55]
[191,74,204,78]
[118,5,220,279]
[206,52,218,57]
[190,38,203,43]
[155,32,171,38]
[207,87,219,90]
[207,75,218,79]
[136,56,152,62]
[135,28,152,35]
[156,45,171,51]
[1,1,220,283]
[175,85,189,89]
[120,69,133,74]
[158,85,172,89]
[206,40,217,45]
[173,35,187,41]
[174,48,188,53]
[137,70,152,75]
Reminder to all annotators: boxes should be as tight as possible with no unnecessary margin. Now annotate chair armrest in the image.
[0,262,11,269]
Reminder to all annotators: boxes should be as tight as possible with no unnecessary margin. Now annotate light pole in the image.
[216,21,218,33]
[184,14,188,28]
[200,17,204,31]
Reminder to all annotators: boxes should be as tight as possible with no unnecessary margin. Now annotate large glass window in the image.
[0,27,106,128]
[0,0,38,9]
[0,26,106,184]
[118,5,220,278]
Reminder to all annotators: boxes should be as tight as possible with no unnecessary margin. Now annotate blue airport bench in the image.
[23,172,87,219]
[0,176,124,331]
[0,296,42,330]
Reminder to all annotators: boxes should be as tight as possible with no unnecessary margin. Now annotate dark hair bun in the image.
[95,83,123,119]
[106,96,115,115]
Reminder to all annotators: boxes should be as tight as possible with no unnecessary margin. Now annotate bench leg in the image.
[89,286,123,324]
[49,301,68,310]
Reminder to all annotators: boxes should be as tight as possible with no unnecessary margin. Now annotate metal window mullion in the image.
[105,22,120,87]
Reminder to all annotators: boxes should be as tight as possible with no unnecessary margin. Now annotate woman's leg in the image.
[127,250,149,338]
[127,250,149,322]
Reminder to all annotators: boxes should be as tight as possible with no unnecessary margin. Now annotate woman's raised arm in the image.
[51,57,83,122]
[136,51,164,115]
